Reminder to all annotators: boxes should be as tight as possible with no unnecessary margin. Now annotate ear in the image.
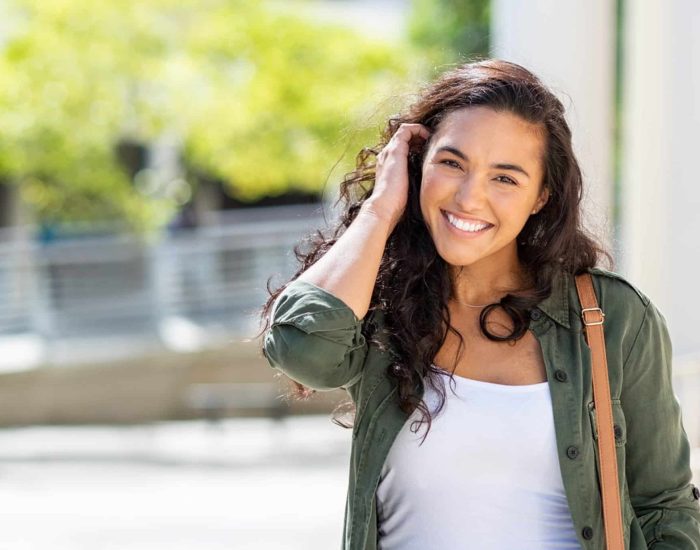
[532,186,550,214]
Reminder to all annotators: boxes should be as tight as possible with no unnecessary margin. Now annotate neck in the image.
[449,258,533,306]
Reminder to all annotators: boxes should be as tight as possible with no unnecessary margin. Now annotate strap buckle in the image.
[581,307,605,326]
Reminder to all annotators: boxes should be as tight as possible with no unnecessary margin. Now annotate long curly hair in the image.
[256,57,613,442]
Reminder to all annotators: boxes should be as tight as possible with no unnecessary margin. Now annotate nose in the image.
[454,174,487,210]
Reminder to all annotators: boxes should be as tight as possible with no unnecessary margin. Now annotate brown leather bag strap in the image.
[574,272,624,549]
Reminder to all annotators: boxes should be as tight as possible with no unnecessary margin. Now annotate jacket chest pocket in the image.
[588,398,626,447]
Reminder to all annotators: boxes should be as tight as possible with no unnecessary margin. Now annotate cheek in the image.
[419,172,443,202]
[419,175,441,218]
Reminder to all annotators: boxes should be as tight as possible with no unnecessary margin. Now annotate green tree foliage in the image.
[181,1,416,202]
[407,0,490,71]
[0,0,415,230]
[0,0,178,231]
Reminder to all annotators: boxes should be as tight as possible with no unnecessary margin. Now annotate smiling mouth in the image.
[441,210,494,234]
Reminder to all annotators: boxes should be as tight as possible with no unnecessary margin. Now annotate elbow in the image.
[262,323,366,391]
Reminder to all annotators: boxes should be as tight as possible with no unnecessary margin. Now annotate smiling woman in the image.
[257,58,700,549]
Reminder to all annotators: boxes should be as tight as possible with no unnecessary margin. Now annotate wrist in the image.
[360,201,399,228]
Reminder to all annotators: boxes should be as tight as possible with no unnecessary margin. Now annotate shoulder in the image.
[576,268,672,370]
[573,267,653,336]
[582,266,651,308]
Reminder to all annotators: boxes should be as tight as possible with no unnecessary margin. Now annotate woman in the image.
[259,59,700,549]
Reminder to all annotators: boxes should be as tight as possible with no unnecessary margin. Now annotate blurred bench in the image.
[184,382,290,421]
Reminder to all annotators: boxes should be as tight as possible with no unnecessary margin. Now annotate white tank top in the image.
[375,366,581,549]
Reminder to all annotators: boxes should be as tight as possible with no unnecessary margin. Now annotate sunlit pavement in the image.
[1,416,699,550]
[0,415,352,550]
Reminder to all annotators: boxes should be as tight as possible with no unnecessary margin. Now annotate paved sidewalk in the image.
[0,415,352,550]
[1,415,697,550]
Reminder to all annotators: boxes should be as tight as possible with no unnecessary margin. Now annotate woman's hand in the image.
[362,123,432,230]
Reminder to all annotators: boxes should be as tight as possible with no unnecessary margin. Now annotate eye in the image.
[440,159,461,169]
[495,175,517,185]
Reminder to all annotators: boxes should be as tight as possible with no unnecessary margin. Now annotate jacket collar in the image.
[535,268,571,329]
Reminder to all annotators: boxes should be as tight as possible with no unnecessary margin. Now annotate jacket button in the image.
[554,369,568,382]
[614,424,623,440]
[692,485,700,500]
[530,308,542,321]
[582,526,594,540]
[566,445,579,459]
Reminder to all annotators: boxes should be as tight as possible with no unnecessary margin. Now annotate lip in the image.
[441,209,493,226]
[441,209,494,237]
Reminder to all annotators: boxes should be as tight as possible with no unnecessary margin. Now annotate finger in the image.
[395,123,432,142]
[409,125,432,142]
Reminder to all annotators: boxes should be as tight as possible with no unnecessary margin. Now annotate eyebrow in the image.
[435,145,531,179]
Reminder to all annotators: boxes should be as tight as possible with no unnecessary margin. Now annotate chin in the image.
[435,245,482,267]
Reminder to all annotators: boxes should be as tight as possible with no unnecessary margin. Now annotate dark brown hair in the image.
[256,57,613,442]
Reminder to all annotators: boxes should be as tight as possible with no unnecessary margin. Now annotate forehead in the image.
[431,106,545,164]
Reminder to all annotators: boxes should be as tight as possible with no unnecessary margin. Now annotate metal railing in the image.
[0,203,334,370]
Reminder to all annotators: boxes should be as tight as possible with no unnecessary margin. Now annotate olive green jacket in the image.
[262,266,700,549]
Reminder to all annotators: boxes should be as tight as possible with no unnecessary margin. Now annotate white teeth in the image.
[445,212,490,232]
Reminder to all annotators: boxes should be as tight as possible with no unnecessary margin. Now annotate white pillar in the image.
[618,1,667,306]
[619,0,700,355]
[491,0,617,255]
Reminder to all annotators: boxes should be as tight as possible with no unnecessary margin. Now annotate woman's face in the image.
[419,106,550,271]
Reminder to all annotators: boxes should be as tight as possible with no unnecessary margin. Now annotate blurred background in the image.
[0,0,697,548]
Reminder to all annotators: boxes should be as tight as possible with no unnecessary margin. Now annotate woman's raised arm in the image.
[262,123,430,391]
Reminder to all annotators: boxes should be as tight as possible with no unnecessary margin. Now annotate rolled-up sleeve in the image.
[262,279,368,391]
[621,300,700,548]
